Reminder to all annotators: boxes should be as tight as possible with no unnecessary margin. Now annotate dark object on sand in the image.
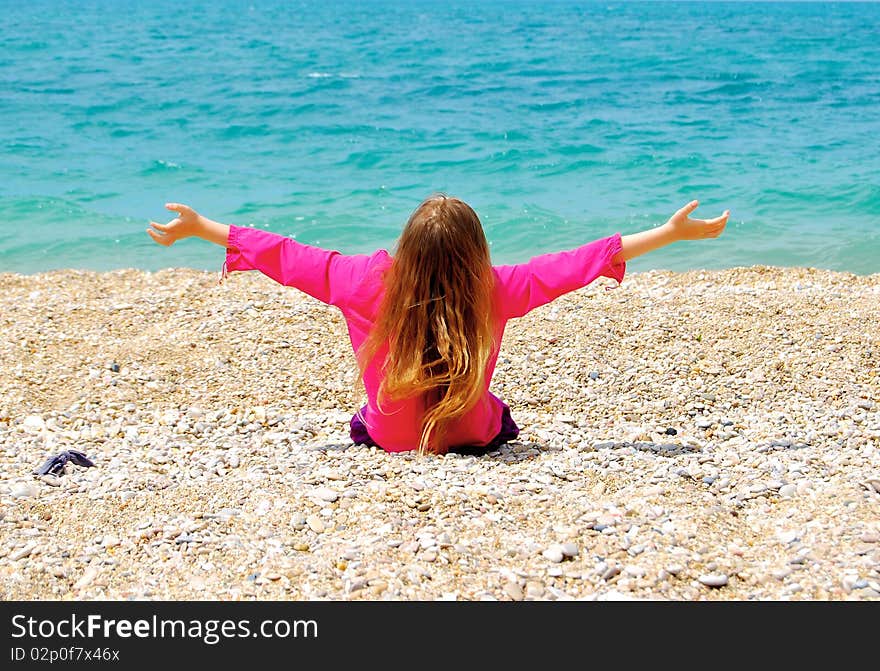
[34,450,95,477]
[665,427,678,436]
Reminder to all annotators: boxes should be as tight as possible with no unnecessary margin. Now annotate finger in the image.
[676,200,699,218]
[146,228,172,246]
[154,218,181,230]
[705,213,729,225]
[165,202,193,216]
[709,222,727,238]
[691,211,729,226]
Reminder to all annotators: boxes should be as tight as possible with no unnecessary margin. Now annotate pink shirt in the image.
[223,225,625,452]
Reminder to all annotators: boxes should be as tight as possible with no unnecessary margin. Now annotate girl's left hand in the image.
[146,203,203,246]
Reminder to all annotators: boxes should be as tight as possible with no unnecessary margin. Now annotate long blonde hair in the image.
[356,194,496,454]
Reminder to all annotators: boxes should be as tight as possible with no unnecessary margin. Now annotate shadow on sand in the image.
[307,439,701,462]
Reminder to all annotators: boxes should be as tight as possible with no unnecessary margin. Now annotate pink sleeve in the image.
[222,224,374,308]
[492,233,626,320]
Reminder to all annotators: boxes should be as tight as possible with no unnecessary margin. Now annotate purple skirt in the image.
[350,403,520,455]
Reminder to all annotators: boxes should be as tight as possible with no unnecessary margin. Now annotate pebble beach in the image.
[1,265,878,601]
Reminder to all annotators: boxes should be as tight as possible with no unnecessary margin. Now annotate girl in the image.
[147,196,729,455]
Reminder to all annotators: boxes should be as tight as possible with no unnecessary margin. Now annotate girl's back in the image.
[223,195,625,453]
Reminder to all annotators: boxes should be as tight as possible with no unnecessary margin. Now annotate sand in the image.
[0,264,878,600]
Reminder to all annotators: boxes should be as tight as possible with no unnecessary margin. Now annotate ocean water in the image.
[1,0,878,275]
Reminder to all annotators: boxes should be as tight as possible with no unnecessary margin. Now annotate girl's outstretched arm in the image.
[493,199,729,320]
[147,202,378,309]
[146,203,228,247]
[611,200,730,264]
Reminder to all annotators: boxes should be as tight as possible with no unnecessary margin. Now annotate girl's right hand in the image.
[665,200,730,241]
[146,202,203,246]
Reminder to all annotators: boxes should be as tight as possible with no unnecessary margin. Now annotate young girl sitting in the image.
[148,195,728,455]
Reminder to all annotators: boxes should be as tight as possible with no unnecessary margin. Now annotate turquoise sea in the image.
[1,0,878,275]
